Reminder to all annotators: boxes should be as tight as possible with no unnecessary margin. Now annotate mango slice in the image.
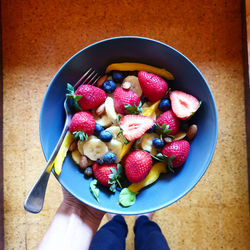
[128,162,167,193]
[105,62,174,80]
[142,100,160,117]
[120,141,134,159]
[54,131,74,175]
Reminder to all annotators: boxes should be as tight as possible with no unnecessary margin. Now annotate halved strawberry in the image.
[161,140,190,168]
[113,87,140,115]
[169,90,200,119]
[125,150,153,183]
[138,71,168,102]
[120,115,155,141]
[69,111,95,141]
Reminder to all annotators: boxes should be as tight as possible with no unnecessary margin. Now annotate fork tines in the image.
[74,68,100,89]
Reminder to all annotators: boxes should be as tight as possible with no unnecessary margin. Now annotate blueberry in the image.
[147,124,156,133]
[102,80,116,93]
[94,123,104,135]
[152,138,165,148]
[84,166,93,177]
[99,130,113,142]
[103,152,116,164]
[96,158,104,165]
[159,99,171,112]
[112,71,124,83]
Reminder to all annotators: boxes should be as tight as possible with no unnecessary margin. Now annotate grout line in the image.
[0,0,4,248]
[241,0,250,211]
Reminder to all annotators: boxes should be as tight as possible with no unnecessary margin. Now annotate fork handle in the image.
[24,147,60,213]
[24,119,71,213]
[24,166,51,213]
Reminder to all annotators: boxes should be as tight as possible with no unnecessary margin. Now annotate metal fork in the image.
[24,68,100,214]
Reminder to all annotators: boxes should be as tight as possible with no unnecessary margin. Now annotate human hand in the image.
[61,188,105,225]
[39,189,106,250]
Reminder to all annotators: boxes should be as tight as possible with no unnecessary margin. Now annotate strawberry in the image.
[125,150,153,183]
[120,115,155,141]
[138,71,168,102]
[156,110,180,135]
[69,111,95,141]
[161,140,190,168]
[169,90,200,119]
[92,163,121,192]
[67,83,106,110]
[113,87,140,115]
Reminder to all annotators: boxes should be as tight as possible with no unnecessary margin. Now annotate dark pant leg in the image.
[89,215,128,250]
[134,216,170,250]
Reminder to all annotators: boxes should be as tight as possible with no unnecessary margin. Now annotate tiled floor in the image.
[2,0,250,249]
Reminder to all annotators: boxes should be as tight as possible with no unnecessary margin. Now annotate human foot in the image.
[136,212,154,220]
[107,213,124,221]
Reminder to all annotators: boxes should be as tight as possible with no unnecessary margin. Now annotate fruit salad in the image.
[55,62,201,207]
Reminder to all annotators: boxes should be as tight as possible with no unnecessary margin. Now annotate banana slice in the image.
[105,126,124,144]
[107,139,123,163]
[93,112,112,127]
[123,75,142,97]
[77,135,96,155]
[105,97,117,123]
[83,137,108,161]
[77,140,85,155]
[71,150,81,165]
[141,133,158,155]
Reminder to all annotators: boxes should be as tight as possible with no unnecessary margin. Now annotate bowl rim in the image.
[39,36,218,214]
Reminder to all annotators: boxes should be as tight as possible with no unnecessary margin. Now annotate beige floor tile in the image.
[124,216,136,250]
[4,145,26,212]
[154,206,224,250]
[221,205,250,250]
[3,122,26,147]
[4,210,26,250]
[174,154,222,207]
[24,146,46,192]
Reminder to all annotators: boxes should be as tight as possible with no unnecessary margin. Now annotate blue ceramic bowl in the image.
[40,36,218,214]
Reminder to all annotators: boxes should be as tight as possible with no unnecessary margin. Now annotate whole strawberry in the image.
[92,163,119,190]
[161,140,190,168]
[113,87,140,115]
[67,84,107,110]
[156,110,180,135]
[76,85,107,110]
[125,150,153,183]
[138,71,168,102]
[69,111,95,141]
